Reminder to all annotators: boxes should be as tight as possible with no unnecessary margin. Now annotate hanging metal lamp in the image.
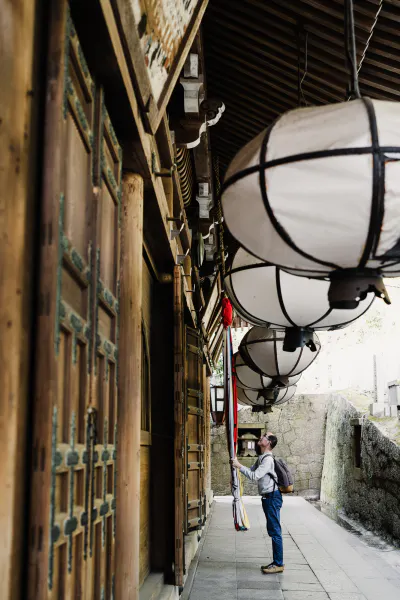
[221,0,400,310]
[234,352,300,390]
[237,385,296,408]
[239,327,321,378]
[226,247,374,350]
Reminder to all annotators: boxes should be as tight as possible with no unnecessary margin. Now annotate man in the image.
[231,432,284,574]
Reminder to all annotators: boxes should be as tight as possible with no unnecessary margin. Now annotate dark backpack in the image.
[260,454,294,494]
[272,457,294,494]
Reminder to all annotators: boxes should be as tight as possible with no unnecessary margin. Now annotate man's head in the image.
[258,431,278,453]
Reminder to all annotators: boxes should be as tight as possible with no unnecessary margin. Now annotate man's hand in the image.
[230,457,241,469]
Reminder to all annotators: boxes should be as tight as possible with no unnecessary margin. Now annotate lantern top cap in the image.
[240,432,259,440]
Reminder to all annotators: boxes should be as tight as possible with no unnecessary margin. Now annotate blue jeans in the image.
[262,490,283,566]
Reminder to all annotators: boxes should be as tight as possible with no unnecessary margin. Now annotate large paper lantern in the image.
[221,98,400,309]
[234,352,300,390]
[237,385,296,407]
[239,327,320,378]
[226,247,374,349]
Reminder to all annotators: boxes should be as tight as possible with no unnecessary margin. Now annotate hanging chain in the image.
[297,24,309,107]
[344,0,361,99]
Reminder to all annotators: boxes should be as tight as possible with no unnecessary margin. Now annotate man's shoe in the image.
[260,562,275,571]
[261,563,284,574]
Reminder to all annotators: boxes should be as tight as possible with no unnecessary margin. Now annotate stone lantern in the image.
[239,432,258,457]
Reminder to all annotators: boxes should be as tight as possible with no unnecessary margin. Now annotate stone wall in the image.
[211,394,329,497]
[321,393,400,544]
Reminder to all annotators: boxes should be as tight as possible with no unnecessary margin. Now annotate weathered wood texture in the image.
[139,256,153,588]
[28,6,123,598]
[112,0,209,133]
[0,1,39,598]
[139,447,151,586]
[27,2,69,598]
[173,267,185,587]
[185,327,206,532]
[203,368,212,494]
[116,173,144,600]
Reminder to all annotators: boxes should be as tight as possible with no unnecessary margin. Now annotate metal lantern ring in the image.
[237,385,297,407]
[221,1,400,310]
[237,385,297,413]
[239,327,321,379]
[225,247,374,350]
[234,352,301,390]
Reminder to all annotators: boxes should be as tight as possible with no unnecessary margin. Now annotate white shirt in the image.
[239,451,277,495]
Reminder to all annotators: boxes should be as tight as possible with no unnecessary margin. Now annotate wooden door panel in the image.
[173,267,185,587]
[46,14,95,599]
[185,327,205,532]
[29,8,122,599]
[90,101,122,600]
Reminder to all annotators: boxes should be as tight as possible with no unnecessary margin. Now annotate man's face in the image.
[257,433,270,451]
[258,431,274,452]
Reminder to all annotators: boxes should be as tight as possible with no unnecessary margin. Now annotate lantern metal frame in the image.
[220,0,400,310]
[225,249,374,351]
[239,327,321,379]
[210,385,225,425]
[237,385,296,408]
[234,352,301,391]
[221,99,400,309]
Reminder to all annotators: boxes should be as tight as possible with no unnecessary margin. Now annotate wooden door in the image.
[185,327,206,532]
[89,93,122,600]
[173,267,185,587]
[28,6,122,599]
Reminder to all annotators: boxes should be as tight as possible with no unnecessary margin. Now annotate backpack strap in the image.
[260,454,278,491]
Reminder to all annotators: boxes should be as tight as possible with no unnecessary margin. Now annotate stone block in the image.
[281,594,328,600]
[328,595,367,600]
[283,430,297,445]
[313,570,359,593]
[369,403,386,417]
[309,463,323,477]
[291,440,307,454]
[238,591,284,600]
[308,478,321,488]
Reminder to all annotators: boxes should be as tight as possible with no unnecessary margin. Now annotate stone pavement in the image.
[181,496,400,600]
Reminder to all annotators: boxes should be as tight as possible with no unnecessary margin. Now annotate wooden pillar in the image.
[0,1,39,598]
[116,173,144,600]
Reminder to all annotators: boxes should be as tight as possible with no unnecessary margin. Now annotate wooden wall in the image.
[140,258,154,585]
[0,3,213,598]
[204,368,212,494]
[139,446,151,585]
[0,2,40,598]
